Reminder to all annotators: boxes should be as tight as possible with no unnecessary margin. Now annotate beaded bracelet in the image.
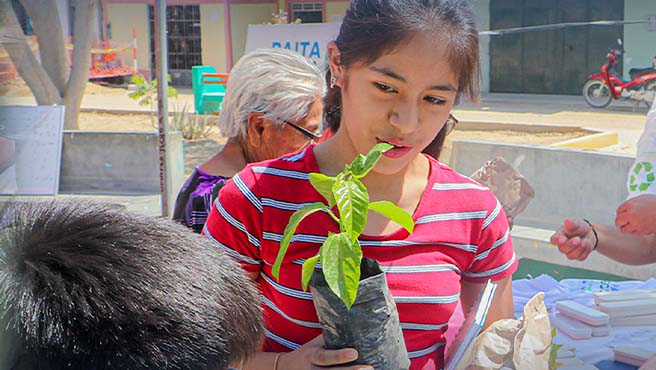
[583,219,599,251]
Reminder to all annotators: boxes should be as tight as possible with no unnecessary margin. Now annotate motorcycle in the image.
[583,39,656,109]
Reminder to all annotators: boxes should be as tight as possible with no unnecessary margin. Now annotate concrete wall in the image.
[200,4,228,73]
[60,131,184,195]
[451,140,634,230]
[624,0,656,80]
[107,4,150,74]
[230,3,277,66]
[470,0,490,94]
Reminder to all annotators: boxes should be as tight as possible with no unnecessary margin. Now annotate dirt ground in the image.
[0,76,128,97]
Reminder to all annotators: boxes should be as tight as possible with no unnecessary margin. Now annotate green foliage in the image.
[272,142,415,309]
[320,232,362,307]
[272,202,326,278]
[548,327,563,370]
[127,74,178,127]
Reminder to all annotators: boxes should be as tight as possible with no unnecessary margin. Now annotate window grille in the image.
[290,2,323,23]
[148,5,202,71]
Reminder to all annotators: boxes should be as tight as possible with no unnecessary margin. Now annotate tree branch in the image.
[20,0,68,95]
[63,0,98,130]
[0,0,61,104]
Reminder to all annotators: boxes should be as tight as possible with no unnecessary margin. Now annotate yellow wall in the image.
[200,4,227,73]
[326,2,349,22]
[107,4,150,73]
[230,3,277,65]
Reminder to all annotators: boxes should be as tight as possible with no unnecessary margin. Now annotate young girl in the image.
[205,0,517,368]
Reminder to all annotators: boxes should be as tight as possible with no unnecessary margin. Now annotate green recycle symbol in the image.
[629,161,655,192]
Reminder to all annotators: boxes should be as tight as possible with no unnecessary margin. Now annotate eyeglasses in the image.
[444,114,459,136]
[281,119,322,142]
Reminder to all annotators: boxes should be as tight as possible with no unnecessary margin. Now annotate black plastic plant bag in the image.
[310,258,410,370]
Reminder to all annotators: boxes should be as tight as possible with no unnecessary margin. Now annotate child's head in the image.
[0,199,263,370]
[324,0,480,140]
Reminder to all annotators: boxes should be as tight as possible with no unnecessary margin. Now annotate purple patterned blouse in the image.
[172,167,230,232]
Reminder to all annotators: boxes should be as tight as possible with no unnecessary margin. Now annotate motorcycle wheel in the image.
[583,79,612,108]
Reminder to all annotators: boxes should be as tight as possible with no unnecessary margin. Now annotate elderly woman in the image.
[173,48,325,232]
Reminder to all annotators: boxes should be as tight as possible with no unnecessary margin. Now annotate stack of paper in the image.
[594,290,656,327]
[613,344,656,367]
[553,300,610,339]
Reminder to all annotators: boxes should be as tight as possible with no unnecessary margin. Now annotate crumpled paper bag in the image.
[470,157,535,222]
[456,293,552,370]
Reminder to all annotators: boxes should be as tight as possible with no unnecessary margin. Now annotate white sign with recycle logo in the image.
[627,96,656,198]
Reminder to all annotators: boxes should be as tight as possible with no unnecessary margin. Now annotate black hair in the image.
[0,199,263,370]
[324,0,481,152]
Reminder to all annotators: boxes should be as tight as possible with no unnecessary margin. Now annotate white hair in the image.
[217,48,326,140]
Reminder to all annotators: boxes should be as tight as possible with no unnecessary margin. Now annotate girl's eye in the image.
[374,82,396,93]
[424,96,446,105]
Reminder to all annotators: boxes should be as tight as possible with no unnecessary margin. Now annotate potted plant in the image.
[272,142,415,369]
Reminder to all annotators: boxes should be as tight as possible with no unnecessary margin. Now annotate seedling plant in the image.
[272,142,415,308]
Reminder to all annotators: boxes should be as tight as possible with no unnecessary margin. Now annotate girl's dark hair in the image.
[324,0,481,151]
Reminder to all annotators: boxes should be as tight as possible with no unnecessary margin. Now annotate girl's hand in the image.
[277,335,373,370]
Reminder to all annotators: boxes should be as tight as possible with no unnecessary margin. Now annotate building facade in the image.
[104,0,655,93]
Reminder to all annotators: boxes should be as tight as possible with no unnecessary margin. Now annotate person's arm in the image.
[550,218,656,265]
[461,276,514,330]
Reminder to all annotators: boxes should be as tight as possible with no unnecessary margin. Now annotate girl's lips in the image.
[382,146,413,158]
[377,139,414,158]
[378,138,409,148]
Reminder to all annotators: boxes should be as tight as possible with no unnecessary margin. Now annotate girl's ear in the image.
[327,41,343,87]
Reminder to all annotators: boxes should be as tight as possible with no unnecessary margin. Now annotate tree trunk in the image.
[20,0,68,95]
[0,0,62,104]
[63,0,97,130]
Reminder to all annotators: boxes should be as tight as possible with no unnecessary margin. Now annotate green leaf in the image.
[128,90,144,100]
[368,201,414,233]
[309,173,336,207]
[130,74,146,86]
[301,254,320,291]
[272,202,327,279]
[347,154,367,176]
[548,327,563,370]
[320,232,362,309]
[351,142,393,179]
[333,176,368,241]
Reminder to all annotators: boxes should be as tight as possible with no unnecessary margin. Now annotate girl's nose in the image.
[389,104,420,134]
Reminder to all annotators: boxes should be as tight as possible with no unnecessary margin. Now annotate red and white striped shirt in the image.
[204,146,517,370]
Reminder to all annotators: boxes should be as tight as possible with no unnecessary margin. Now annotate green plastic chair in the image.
[191,65,227,114]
